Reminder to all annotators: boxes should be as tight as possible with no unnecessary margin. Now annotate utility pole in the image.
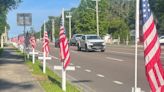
[66,12,72,40]
[40,29,42,40]
[92,0,100,36]
[52,19,55,42]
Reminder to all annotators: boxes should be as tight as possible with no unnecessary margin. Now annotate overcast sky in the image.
[7,0,80,38]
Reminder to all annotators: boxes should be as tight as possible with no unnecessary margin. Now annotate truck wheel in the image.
[77,44,81,51]
[85,44,89,52]
[101,50,105,52]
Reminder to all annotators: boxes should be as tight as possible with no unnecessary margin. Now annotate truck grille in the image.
[92,42,103,46]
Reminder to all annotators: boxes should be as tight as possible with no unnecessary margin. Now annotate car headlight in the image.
[102,42,106,45]
[87,42,93,45]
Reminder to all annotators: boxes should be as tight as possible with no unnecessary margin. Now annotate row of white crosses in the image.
[29,35,38,64]
[54,8,75,92]
[29,9,75,91]
[38,21,52,74]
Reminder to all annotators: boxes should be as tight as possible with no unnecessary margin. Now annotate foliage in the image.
[0,48,3,55]
[108,17,129,42]
[38,0,164,43]
[0,0,22,35]
[149,0,164,34]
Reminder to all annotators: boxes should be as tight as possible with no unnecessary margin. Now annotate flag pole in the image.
[43,20,46,74]
[134,0,140,91]
[62,8,66,92]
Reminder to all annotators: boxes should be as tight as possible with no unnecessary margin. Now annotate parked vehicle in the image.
[69,34,83,46]
[77,34,106,52]
[159,36,164,45]
[54,38,60,47]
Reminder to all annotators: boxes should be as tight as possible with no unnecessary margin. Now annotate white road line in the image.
[76,66,81,69]
[110,51,134,55]
[97,74,105,78]
[71,51,78,53]
[106,57,123,62]
[49,55,59,60]
[85,69,91,72]
[110,51,145,56]
[113,81,123,85]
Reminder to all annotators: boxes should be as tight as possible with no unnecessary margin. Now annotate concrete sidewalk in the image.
[0,46,44,92]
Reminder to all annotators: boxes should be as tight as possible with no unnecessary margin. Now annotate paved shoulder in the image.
[0,47,44,92]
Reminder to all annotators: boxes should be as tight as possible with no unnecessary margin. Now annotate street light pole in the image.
[52,19,55,42]
[66,12,72,40]
[92,0,100,36]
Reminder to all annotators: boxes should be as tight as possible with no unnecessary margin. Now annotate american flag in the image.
[59,20,70,69]
[142,0,164,91]
[11,37,18,43]
[29,35,36,49]
[18,35,24,45]
[42,31,50,56]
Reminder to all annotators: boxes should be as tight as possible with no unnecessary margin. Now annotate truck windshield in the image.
[87,36,101,40]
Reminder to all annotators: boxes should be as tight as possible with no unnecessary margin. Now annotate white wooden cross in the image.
[54,62,75,92]
[38,52,51,73]
[29,48,38,64]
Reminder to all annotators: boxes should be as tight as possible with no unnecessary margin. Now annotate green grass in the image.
[0,48,3,55]
[25,59,81,92]
[14,47,81,92]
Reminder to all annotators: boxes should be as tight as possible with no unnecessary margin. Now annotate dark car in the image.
[69,34,83,46]
[54,39,60,47]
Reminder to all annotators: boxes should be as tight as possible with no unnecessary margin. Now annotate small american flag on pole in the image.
[142,0,164,91]
[29,35,36,49]
[59,19,70,69]
[18,35,24,45]
[42,31,50,56]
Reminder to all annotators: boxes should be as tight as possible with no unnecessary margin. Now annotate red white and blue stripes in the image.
[59,25,70,69]
[142,0,164,91]
[42,31,50,56]
[29,36,36,49]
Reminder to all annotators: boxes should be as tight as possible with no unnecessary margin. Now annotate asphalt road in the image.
[34,41,164,92]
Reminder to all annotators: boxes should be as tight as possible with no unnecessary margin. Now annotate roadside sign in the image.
[17,13,32,26]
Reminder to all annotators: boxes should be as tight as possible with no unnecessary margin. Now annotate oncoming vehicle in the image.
[69,34,83,46]
[159,36,164,45]
[77,34,106,52]
[54,38,60,47]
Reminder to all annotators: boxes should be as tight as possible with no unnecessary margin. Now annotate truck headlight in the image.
[87,42,93,45]
[102,42,106,45]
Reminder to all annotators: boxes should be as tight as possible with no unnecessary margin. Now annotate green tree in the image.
[0,0,22,35]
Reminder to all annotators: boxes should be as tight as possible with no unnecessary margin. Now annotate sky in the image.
[7,0,80,38]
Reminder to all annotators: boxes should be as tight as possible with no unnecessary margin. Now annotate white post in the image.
[62,62,66,91]
[62,8,66,92]
[126,35,129,45]
[52,19,55,42]
[29,48,38,64]
[43,21,46,73]
[133,0,140,91]
[38,51,51,73]
[5,26,7,43]
[66,12,72,40]
[43,51,46,73]
[1,34,3,48]
[32,49,35,64]
[44,20,46,32]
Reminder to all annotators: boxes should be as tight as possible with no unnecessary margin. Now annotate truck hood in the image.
[87,39,104,43]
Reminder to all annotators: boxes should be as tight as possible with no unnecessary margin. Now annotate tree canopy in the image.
[0,0,21,35]
[39,0,164,43]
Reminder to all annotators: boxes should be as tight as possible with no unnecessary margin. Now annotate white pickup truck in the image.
[77,34,106,52]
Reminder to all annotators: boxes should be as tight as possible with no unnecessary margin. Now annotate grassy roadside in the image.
[15,49,81,92]
[25,60,81,92]
[0,48,3,56]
